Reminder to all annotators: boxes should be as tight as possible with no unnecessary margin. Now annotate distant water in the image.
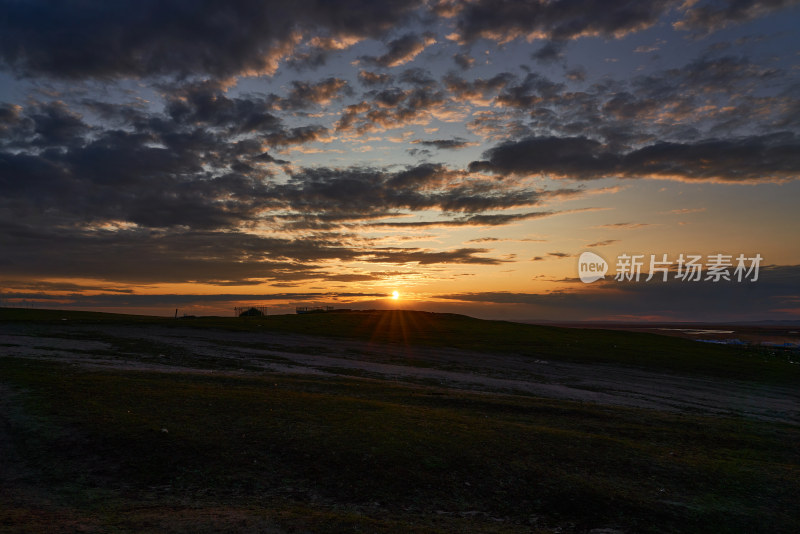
[658,328,735,335]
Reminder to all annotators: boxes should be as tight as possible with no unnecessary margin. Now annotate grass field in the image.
[1,308,799,533]
[3,308,798,383]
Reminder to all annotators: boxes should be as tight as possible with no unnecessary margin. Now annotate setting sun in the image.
[392,291,399,300]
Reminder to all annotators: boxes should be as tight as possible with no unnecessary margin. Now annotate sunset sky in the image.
[1,0,799,321]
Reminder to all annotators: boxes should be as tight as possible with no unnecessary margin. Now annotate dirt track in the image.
[1,322,798,425]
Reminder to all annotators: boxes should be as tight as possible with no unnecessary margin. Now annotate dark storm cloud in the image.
[0,0,426,79]
[433,264,800,321]
[469,133,800,182]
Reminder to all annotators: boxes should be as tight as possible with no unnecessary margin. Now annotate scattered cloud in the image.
[586,239,619,247]
[280,78,351,109]
[675,0,800,36]
[470,134,800,182]
[664,208,706,215]
[0,0,797,321]
[594,223,651,230]
[358,70,394,86]
[453,52,475,69]
[361,32,437,68]
[411,137,475,150]
[0,0,426,79]
[362,247,507,265]
[532,41,566,64]
[451,0,674,45]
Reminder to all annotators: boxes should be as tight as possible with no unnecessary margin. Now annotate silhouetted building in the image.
[235,306,267,317]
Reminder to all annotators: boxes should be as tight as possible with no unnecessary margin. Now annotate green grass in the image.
[1,357,799,533]
[3,307,798,384]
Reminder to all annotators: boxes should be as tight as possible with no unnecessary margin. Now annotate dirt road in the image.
[1,322,798,424]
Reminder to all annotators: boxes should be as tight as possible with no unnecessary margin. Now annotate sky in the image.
[1,0,799,322]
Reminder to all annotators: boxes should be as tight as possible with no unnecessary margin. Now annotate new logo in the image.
[578,251,608,284]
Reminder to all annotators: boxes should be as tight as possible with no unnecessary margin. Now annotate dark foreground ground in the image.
[1,309,799,533]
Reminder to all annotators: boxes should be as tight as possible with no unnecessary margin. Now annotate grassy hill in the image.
[1,307,799,532]
[3,307,798,383]
[1,360,798,533]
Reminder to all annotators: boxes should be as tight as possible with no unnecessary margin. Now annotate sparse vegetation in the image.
[3,308,797,383]
[1,308,798,533]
